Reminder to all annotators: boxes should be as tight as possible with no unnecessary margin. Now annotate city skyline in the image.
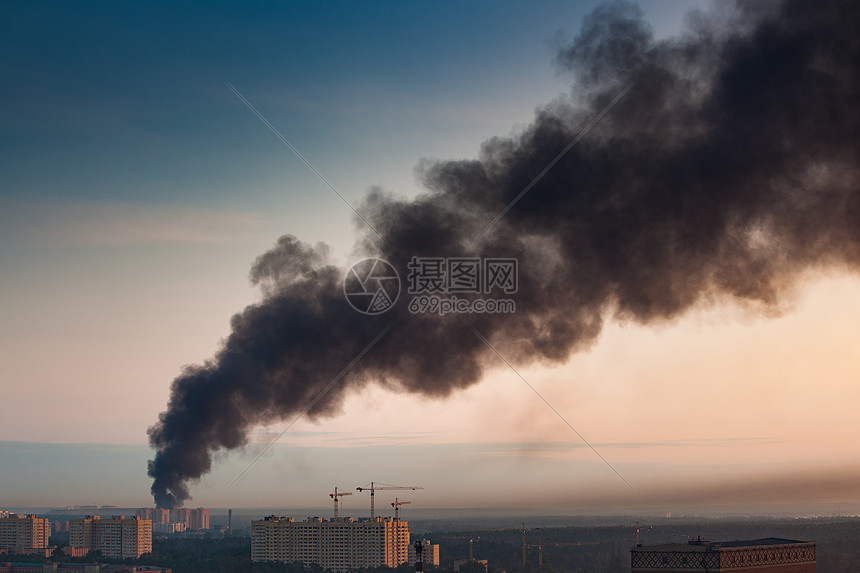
[2,0,859,514]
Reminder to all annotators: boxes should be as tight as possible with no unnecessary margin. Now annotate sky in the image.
[2,0,859,515]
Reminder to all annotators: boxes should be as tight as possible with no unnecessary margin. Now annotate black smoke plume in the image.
[148,0,860,508]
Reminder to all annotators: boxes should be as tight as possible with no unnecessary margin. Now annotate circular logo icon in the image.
[344,258,400,315]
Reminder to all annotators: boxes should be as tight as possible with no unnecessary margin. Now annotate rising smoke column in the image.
[148,0,860,508]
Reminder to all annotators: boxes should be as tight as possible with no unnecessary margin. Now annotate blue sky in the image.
[3,1,860,514]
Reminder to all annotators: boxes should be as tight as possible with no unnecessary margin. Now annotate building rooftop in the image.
[633,538,812,552]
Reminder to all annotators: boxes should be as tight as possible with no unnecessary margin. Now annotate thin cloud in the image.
[3,200,265,247]
[478,438,789,458]
[246,429,449,447]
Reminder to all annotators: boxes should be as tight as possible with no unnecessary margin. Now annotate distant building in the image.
[191,508,209,530]
[631,537,815,572]
[136,509,154,522]
[170,509,189,530]
[0,514,51,553]
[409,539,440,567]
[134,509,169,524]
[251,516,410,571]
[61,546,90,558]
[0,564,171,572]
[50,521,69,534]
[171,508,209,530]
[153,522,186,535]
[69,516,152,559]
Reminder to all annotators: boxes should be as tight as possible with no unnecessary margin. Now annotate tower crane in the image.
[522,523,527,567]
[522,524,545,567]
[635,521,654,546]
[441,532,478,560]
[356,482,423,519]
[390,497,411,521]
[330,486,353,520]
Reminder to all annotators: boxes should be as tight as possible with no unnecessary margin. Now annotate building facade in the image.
[152,522,186,535]
[69,516,152,559]
[171,510,188,530]
[135,508,168,524]
[251,516,410,571]
[140,507,208,531]
[171,508,209,530]
[135,509,154,522]
[0,515,50,553]
[631,538,815,572]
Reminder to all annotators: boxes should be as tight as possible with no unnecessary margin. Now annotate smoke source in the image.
[148,0,860,508]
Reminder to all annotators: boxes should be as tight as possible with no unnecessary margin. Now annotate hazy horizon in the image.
[2,0,859,517]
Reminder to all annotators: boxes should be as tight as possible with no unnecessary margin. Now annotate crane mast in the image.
[329,486,353,520]
[391,497,411,521]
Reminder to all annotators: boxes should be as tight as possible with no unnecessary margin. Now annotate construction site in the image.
[250,483,432,572]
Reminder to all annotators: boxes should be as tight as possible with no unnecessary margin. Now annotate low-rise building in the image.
[631,537,815,572]
[0,563,171,572]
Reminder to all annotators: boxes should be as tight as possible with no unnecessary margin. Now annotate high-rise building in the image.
[171,507,209,530]
[191,508,209,530]
[172,508,190,529]
[251,516,410,571]
[0,514,50,553]
[69,515,152,559]
[134,508,168,524]
[631,538,815,572]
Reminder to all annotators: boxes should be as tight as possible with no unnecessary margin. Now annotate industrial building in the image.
[69,516,152,559]
[0,514,50,554]
[631,537,815,572]
[251,516,410,571]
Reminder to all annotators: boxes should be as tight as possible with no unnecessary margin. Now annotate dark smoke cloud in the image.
[148,0,860,508]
